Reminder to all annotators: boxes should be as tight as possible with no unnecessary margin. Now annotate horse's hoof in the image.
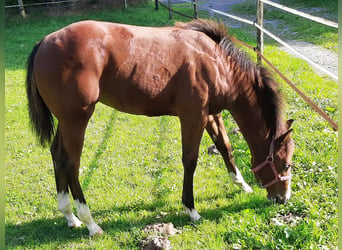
[89,226,104,237]
[184,207,201,221]
[68,215,83,228]
[190,211,201,221]
[68,223,82,229]
[242,185,253,193]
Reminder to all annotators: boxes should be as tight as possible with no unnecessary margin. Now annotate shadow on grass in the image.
[5,192,272,248]
[5,217,90,247]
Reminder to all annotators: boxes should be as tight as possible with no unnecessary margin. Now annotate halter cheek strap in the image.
[251,137,291,188]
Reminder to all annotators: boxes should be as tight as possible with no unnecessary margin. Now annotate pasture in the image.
[5,1,337,249]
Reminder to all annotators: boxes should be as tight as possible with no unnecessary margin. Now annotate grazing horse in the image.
[26,19,294,236]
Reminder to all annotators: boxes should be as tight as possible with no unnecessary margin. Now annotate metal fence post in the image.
[256,0,264,65]
[155,0,159,10]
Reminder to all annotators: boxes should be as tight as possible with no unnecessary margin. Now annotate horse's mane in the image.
[176,19,284,137]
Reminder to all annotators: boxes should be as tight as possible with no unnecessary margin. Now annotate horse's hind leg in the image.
[52,115,103,236]
[205,114,252,193]
[51,128,82,228]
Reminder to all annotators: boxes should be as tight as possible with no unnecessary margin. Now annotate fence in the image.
[6,0,338,130]
[256,0,338,80]
[5,0,132,16]
[154,0,198,19]
[156,0,338,130]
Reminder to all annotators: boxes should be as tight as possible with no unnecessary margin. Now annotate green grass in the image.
[229,0,338,52]
[5,1,337,249]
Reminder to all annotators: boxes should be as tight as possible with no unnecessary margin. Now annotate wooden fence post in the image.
[17,0,26,18]
[193,0,198,19]
[168,0,172,19]
[256,0,263,65]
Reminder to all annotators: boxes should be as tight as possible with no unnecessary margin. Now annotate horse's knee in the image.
[182,153,198,169]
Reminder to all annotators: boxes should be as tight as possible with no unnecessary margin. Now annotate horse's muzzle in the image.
[267,194,289,204]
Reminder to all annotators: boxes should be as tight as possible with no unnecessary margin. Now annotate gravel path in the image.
[199,0,240,12]
[197,0,338,81]
[280,41,338,79]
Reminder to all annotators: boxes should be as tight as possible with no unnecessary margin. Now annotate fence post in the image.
[168,0,172,19]
[155,0,159,10]
[256,0,263,65]
[193,0,198,19]
[17,0,26,18]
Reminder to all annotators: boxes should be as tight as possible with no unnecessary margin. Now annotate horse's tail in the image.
[26,40,55,147]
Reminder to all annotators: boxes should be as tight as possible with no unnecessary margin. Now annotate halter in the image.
[251,137,291,188]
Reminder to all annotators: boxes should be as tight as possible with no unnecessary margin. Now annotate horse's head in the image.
[252,119,295,204]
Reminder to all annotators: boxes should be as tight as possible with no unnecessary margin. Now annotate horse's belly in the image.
[100,100,176,117]
[99,87,177,117]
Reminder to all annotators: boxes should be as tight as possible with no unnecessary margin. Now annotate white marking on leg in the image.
[285,179,292,201]
[184,207,201,221]
[57,192,82,228]
[229,168,253,193]
[75,200,103,236]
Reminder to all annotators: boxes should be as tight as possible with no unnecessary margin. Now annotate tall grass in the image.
[5,1,337,249]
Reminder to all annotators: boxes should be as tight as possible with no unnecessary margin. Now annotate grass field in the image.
[5,1,337,249]
[229,0,338,52]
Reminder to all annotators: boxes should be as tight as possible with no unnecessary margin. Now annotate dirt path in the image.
[199,0,240,12]
[280,41,338,79]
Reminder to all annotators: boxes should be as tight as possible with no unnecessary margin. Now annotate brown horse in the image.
[26,19,294,236]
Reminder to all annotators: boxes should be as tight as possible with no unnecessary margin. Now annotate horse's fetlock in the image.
[57,192,72,213]
[183,206,201,221]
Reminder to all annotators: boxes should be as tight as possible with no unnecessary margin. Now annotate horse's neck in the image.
[227,89,271,164]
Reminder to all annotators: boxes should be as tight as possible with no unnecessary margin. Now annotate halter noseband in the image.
[251,137,291,188]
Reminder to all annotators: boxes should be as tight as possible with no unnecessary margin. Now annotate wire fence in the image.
[5,0,81,8]
[5,0,133,16]
[155,0,194,19]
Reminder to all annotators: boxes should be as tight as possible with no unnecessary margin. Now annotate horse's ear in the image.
[276,129,293,146]
[286,119,294,129]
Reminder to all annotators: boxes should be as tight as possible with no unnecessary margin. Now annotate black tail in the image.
[26,41,55,147]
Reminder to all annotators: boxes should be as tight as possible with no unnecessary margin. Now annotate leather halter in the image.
[251,137,291,188]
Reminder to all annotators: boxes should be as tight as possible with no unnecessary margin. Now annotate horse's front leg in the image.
[206,114,252,193]
[53,118,103,236]
[179,115,206,221]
